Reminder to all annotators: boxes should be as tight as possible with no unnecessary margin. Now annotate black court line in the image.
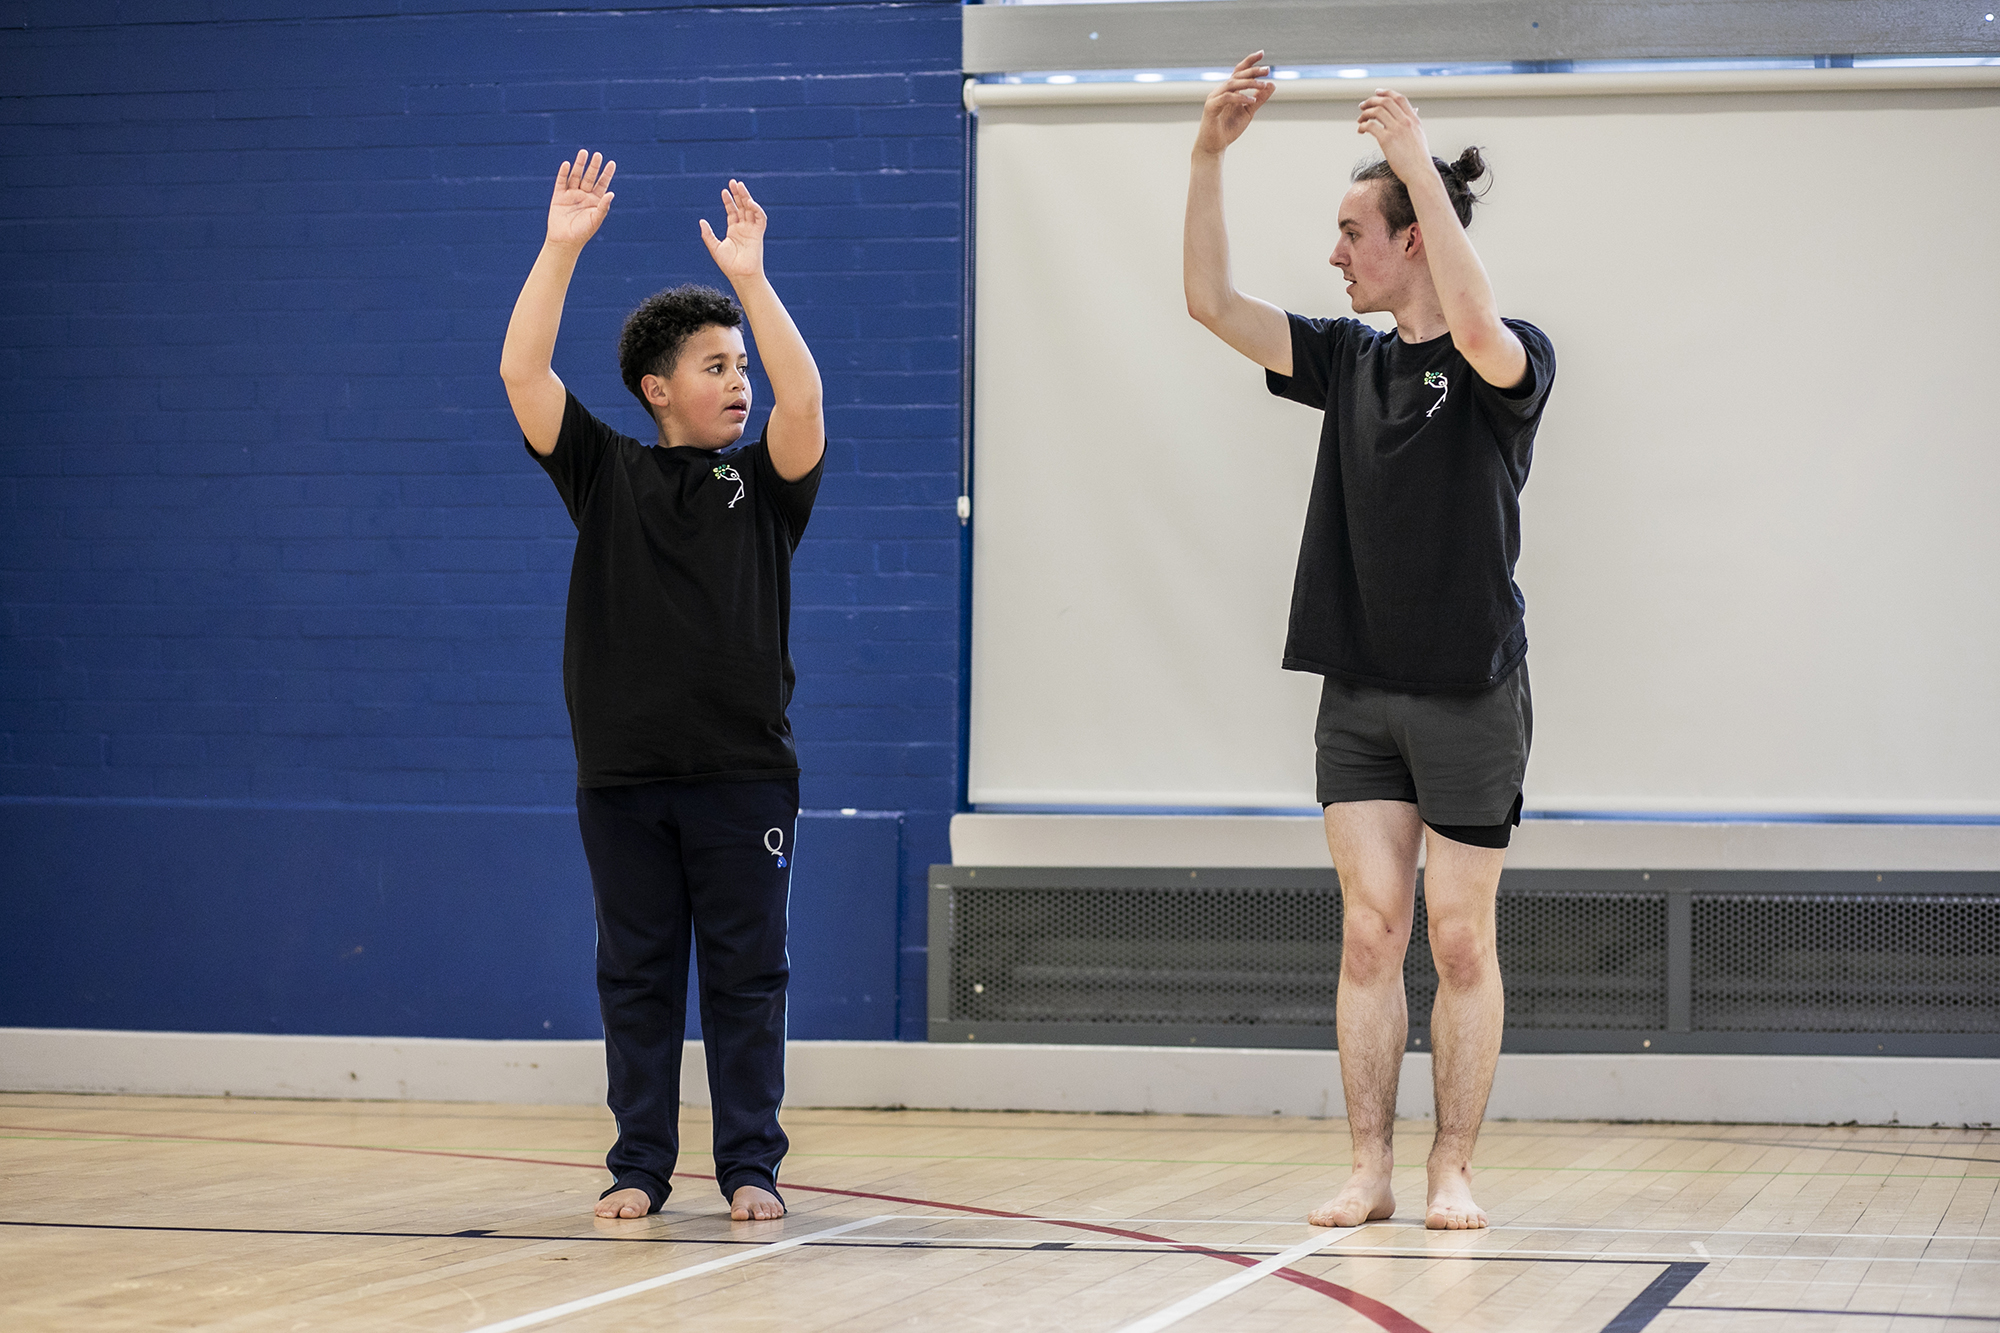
[1698,1138,2000,1169]
[11,1099,1995,1162]
[1669,1307,2000,1323]
[0,1220,1232,1259]
[1472,1124,2000,1170]
[0,1219,760,1246]
[0,1216,1751,1328]
[0,1218,1718,1267]
[1600,1263,1707,1333]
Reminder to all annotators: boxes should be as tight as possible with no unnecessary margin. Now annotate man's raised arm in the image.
[701,179,825,483]
[1184,51,1292,377]
[1355,90,1526,390]
[500,150,616,457]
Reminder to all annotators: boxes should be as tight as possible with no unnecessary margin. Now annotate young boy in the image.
[499,150,825,1222]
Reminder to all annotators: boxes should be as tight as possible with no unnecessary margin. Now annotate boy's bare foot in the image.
[594,1187,652,1219]
[730,1185,785,1221]
[1424,1165,1488,1230]
[1307,1167,1395,1228]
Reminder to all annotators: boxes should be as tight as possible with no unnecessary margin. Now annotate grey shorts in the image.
[1314,662,1532,829]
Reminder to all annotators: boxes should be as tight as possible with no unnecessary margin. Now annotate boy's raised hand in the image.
[699,179,767,283]
[548,149,616,250]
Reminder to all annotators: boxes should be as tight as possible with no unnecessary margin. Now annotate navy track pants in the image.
[575,776,796,1210]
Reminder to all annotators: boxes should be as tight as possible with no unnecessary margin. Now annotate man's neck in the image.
[1392,298,1451,345]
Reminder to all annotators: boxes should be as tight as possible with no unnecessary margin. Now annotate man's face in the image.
[1328,181,1413,316]
[643,324,751,449]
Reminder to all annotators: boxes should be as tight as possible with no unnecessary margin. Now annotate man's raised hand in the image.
[547,150,615,250]
[1194,51,1276,156]
[700,179,767,284]
[1356,89,1432,182]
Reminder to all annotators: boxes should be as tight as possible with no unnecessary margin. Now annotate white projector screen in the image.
[967,71,2000,815]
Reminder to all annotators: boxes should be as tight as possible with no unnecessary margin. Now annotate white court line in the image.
[457,1215,891,1333]
[1109,1229,1348,1333]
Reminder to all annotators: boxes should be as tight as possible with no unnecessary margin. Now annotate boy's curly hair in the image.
[618,284,744,410]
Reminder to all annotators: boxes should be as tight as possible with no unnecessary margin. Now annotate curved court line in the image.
[1111,1228,1349,1333]
[669,1172,1432,1332]
[0,1121,1432,1333]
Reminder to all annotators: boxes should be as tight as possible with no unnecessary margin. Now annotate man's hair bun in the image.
[1351,145,1491,231]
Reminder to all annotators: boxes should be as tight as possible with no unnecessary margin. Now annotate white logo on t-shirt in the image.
[711,464,745,508]
[1423,370,1449,419]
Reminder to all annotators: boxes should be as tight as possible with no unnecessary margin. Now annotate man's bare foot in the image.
[1307,1168,1395,1228]
[730,1184,785,1221]
[1424,1166,1487,1230]
[594,1187,652,1219]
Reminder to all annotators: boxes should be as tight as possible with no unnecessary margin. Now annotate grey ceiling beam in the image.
[962,0,2000,74]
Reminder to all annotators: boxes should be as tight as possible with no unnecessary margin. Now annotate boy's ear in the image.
[641,373,671,412]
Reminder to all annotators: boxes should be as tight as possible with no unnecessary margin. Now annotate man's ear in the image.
[1403,221,1424,258]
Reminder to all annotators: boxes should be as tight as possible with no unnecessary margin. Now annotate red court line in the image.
[2,1122,1431,1333]
[714,1173,1430,1333]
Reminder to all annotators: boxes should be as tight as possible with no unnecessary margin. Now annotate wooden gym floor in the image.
[1,1092,1995,1332]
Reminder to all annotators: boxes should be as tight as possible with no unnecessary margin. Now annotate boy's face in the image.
[642,324,751,450]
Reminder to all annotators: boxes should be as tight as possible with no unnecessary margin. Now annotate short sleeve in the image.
[746,428,824,549]
[1264,313,1347,411]
[1470,319,1556,427]
[529,392,627,526]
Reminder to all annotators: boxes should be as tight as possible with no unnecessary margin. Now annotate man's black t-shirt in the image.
[529,393,823,787]
[1267,314,1555,693]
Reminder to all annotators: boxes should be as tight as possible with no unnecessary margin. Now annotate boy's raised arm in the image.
[501,150,616,457]
[701,179,825,482]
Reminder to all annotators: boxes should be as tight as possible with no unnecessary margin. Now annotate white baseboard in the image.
[0,1028,610,1104]
[3,1029,1991,1127]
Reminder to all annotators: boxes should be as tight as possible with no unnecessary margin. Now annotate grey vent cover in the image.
[929,867,2000,1056]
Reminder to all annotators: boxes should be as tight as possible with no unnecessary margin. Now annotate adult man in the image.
[1184,55,1556,1230]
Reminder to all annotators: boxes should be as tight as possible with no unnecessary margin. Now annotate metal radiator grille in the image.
[1405,890,1667,1031]
[1692,893,2000,1033]
[932,868,2000,1053]
[947,885,1341,1029]
[945,879,1666,1035]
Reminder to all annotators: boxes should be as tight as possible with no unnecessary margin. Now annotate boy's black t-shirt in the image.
[1267,313,1556,693]
[529,392,823,787]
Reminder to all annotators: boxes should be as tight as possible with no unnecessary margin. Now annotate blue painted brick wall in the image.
[0,1,964,1038]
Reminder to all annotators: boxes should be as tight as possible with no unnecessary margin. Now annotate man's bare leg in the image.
[731,1185,785,1221]
[1309,800,1423,1228]
[594,1187,652,1219]
[1419,827,1507,1229]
